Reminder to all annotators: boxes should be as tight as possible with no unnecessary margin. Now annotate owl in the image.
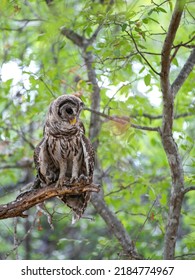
[34,94,95,223]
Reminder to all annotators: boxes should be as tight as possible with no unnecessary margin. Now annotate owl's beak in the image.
[69,117,77,125]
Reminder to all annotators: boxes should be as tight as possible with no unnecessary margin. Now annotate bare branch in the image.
[172,35,195,50]
[0,182,100,220]
[131,123,160,132]
[172,48,195,96]
[131,112,195,120]
[85,108,160,132]
[183,186,195,194]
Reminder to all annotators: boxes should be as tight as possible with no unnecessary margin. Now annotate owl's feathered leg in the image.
[56,161,70,188]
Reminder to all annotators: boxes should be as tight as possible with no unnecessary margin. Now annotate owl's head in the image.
[49,95,84,125]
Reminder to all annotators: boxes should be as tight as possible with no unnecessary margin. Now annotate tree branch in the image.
[85,108,160,132]
[171,48,195,96]
[161,0,186,96]
[160,0,187,260]
[131,112,195,120]
[183,186,195,195]
[60,27,86,48]
[172,35,195,50]
[0,182,100,220]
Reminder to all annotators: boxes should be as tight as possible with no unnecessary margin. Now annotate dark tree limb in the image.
[0,182,100,220]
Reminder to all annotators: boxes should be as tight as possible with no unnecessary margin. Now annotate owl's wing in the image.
[34,138,59,186]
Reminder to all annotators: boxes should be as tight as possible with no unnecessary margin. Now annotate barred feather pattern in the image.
[34,95,95,223]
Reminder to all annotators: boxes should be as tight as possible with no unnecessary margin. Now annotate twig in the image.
[103,80,137,112]
[172,35,195,50]
[131,112,195,120]
[134,196,160,243]
[126,30,161,76]
[39,77,56,98]
[4,210,40,259]
[105,181,138,197]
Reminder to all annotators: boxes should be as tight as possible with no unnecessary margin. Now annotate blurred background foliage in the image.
[0,0,195,259]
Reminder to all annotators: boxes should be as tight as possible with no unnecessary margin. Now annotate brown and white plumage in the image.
[34,94,95,223]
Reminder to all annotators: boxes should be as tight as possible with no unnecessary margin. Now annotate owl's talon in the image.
[70,177,78,184]
[56,178,70,188]
[55,181,62,189]
[78,174,89,184]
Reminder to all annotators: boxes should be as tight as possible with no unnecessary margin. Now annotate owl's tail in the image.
[60,192,91,224]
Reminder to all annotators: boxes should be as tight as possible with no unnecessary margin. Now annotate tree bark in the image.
[160,0,195,259]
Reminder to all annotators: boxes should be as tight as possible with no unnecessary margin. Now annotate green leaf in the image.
[144,74,151,86]
[122,23,128,31]
[172,58,179,67]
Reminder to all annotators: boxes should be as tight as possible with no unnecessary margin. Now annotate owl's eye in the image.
[66,107,73,115]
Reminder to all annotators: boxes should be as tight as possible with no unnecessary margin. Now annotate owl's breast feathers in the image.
[44,119,94,178]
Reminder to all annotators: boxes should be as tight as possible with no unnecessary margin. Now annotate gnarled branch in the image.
[0,182,100,220]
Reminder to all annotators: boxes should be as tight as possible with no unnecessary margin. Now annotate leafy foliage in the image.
[0,0,195,260]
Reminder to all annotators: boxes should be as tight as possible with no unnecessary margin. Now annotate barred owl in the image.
[34,94,95,223]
